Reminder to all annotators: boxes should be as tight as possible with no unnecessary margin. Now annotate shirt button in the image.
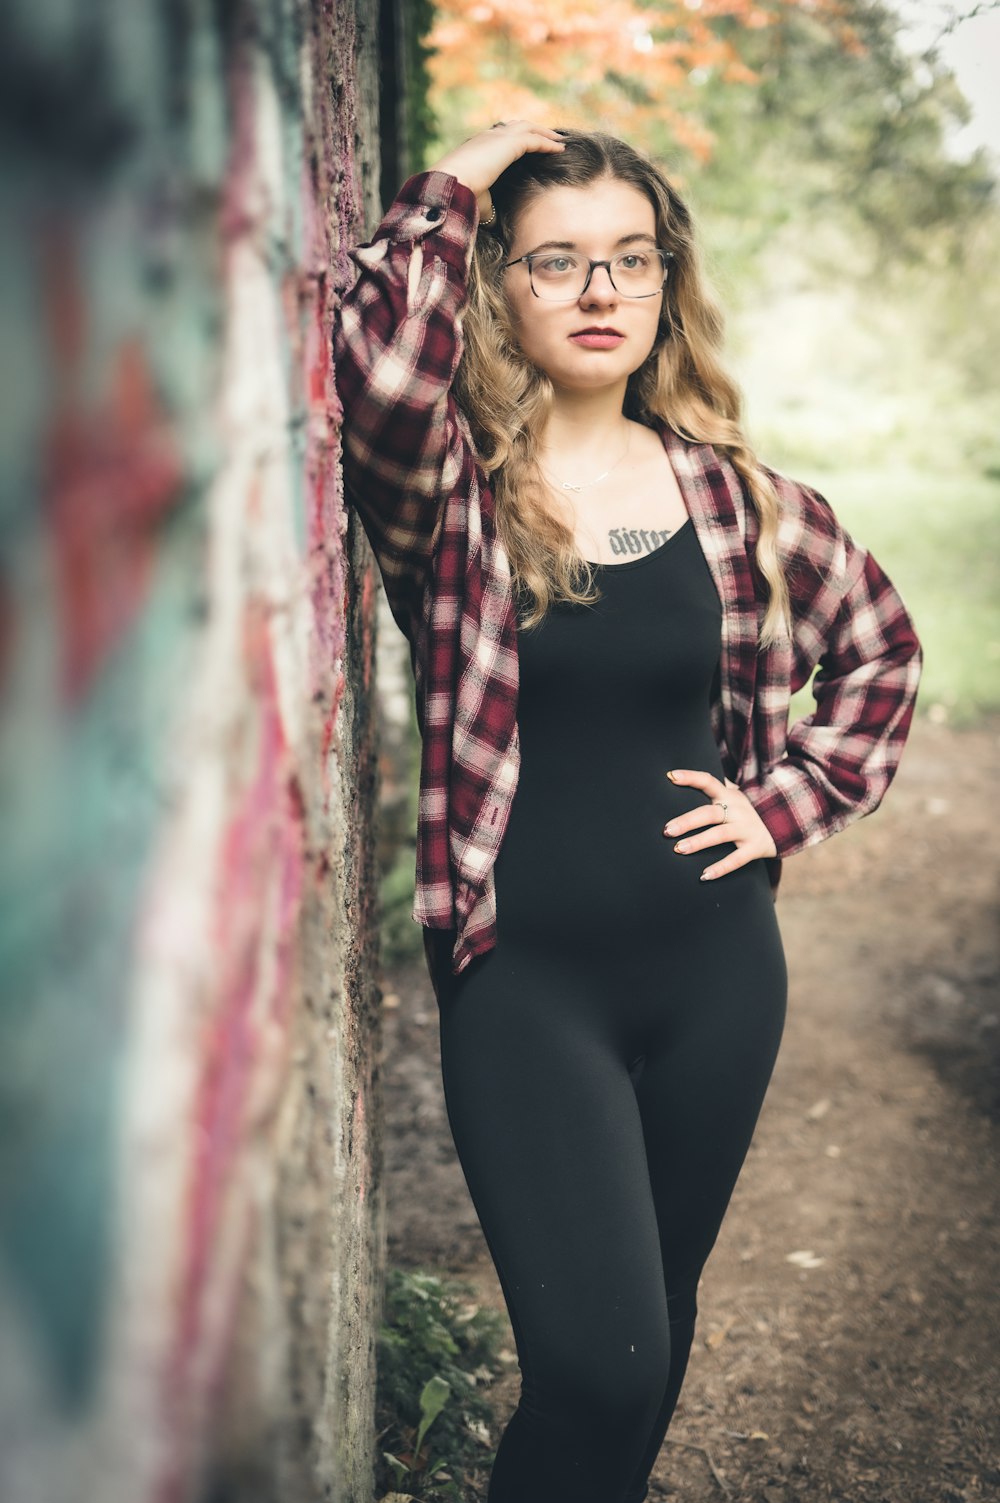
[423,205,443,223]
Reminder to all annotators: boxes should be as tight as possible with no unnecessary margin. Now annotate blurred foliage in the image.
[401,0,438,182]
[375,1267,509,1502]
[411,0,999,735]
[379,842,424,968]
[784,464,1000,729]
[422,0,846,159]
[377,2,997,973]
[422,0,997,279]
[691,4,992,249]
[378,682,424,969]
[800,468,992,727]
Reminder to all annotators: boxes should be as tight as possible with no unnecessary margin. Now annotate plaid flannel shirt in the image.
[333,169,923,979]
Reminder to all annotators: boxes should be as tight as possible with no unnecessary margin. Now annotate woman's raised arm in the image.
[332,123,565,644]
[333,169,479,642]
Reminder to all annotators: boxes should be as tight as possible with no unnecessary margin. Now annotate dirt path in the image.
[379,715,1000,1502]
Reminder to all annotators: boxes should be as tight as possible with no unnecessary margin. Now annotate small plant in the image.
[375,1266,511,1502]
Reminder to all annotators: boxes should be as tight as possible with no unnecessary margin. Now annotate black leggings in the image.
[426,898,787,1503]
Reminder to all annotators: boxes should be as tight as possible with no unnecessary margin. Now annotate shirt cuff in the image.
[741,763,849,862]
[386,170,480,271]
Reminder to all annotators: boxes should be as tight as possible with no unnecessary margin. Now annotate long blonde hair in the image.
[452,129,791,645]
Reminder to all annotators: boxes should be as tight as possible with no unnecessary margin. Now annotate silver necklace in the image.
[539,424,632,492]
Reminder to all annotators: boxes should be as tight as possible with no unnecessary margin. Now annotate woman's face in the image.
[501,176,664,395]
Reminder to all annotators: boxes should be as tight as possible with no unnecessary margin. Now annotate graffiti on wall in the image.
[0,3,384,1500]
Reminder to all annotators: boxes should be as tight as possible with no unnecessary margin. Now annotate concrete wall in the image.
[0,3,388,1500]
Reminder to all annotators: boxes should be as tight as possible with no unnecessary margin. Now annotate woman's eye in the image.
[538,256,574,273]
[618,254,647,269]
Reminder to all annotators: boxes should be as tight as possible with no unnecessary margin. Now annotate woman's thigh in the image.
[434,941,672,1411]
[632,899,788,1286]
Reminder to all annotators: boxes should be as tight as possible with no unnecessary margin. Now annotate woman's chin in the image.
[547,361,634,393]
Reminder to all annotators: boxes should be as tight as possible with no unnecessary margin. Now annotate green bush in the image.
[375,1267,512,1502]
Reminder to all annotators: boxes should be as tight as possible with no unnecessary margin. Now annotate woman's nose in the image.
[580,265,618,303]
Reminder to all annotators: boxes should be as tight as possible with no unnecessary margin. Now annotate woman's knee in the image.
[527,1327,672,1433]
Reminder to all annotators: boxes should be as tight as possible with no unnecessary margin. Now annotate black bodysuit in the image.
[429,520,788,1503]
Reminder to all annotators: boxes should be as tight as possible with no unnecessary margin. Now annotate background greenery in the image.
[379,1,999,958]
[422,0,1000,722]
[375,18,1000,1493]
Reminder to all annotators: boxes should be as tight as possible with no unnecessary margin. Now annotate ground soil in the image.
[378,714,1000,1502]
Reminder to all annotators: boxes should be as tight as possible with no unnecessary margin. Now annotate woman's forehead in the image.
[512,179,656,249]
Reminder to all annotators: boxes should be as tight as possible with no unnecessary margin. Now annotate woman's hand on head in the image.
[428,121,567,221]
[662,771,779,880]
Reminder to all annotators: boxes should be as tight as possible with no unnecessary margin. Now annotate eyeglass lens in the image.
[529,251,668,300]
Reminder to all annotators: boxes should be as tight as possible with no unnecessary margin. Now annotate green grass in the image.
[776,462,1000,730]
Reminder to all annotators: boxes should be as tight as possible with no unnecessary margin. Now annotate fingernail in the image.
[700,871,712,881]
[666,770,677,782]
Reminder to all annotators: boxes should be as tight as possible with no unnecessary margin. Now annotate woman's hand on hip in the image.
[662,770,778,880]
[428,121,567,220]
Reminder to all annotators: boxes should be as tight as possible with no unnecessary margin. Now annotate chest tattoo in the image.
[600,525,678,560]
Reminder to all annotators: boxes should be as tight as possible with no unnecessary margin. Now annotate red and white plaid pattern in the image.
[334,170,923,978]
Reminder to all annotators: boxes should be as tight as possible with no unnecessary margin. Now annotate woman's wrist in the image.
[426,122,565,227]
[420,161,492,222]
[427,156,481,197]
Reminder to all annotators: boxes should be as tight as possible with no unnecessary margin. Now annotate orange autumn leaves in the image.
[427,0,864,162]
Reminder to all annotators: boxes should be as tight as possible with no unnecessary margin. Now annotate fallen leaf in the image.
[786,1249,826,1269]
[705,1313,738,1349]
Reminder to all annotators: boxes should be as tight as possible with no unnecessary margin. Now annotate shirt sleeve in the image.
[741,489,924,860]
[332,169,480,643]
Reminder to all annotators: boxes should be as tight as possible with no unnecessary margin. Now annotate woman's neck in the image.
[538,387,633,470]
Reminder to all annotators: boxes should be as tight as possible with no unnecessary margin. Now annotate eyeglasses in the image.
[502,248,675,301]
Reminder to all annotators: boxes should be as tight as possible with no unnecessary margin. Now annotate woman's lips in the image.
[569,331,625,348]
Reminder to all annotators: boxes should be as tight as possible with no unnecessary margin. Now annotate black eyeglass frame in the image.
[502,248,676,300]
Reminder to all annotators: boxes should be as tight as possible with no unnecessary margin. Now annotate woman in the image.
[334,123,922,1503]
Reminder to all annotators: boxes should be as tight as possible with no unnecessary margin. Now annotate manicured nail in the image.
[664,822,677,835]
[674,842,688,853]
[700,871,713,881]
[666,770,678,782]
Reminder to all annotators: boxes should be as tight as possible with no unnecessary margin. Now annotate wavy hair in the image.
[451,129,792,645]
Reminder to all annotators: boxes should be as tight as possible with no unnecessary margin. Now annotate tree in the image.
[423,0,997,278]
[425,0,853,161]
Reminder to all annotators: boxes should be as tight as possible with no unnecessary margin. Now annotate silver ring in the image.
[712,800,729,821]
